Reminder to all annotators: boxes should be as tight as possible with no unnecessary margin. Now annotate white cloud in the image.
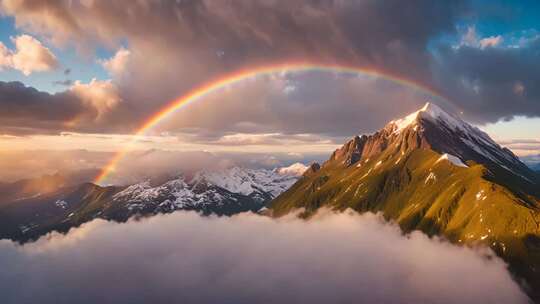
[459,27,503,49]
[99,47,131,77]
[0,34,59,75]
[479,35,503,49]
[0,42,11,68]
[70,78,121,120]
[0,211,528,304]
[277,162,308,176]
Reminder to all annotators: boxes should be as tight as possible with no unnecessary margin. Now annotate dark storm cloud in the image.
[0,80,124,135]
[434,39,540,123]
[1,0,464,71]
[0,211,529,304]
[0,81,81,134]
[0,0,467,134]
[2,0,539,136]
[153,71,432,140]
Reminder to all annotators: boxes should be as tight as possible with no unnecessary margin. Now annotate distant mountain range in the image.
[271,102,540,300]
[0,165,306,242]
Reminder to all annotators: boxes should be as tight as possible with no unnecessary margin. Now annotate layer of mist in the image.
[0,210,528,304]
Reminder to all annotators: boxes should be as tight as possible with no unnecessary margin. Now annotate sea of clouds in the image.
[0,210,529,304]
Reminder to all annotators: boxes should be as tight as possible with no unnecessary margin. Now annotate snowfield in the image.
[113,166,302,212]
[437,153,468,168]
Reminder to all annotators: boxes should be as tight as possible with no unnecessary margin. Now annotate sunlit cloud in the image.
[0,210,528,304]
[99,47,130,78]
[0,34,58,75]
[69,78,121,121]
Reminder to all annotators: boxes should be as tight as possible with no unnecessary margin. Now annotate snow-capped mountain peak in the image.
[193,167,298,197]
[329,102,537,187]
[390,102,467,133]
[385,103,538,185]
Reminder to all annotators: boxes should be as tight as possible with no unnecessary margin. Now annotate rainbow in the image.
[94,61,445,185]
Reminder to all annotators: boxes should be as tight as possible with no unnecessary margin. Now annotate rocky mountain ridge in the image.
[0,165,304,242]
[323,103,538,199]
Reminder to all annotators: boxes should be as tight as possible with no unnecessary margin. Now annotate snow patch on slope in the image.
[437,154,468,168]
[390,102,467,134]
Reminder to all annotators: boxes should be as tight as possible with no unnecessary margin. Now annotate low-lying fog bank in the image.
[0,210,528,304]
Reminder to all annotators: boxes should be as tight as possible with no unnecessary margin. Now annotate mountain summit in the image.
[271,102,540,299]
[326,102,538,197]
[389,103,536,187]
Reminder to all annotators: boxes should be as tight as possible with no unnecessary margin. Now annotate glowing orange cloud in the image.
[94,61,446,184]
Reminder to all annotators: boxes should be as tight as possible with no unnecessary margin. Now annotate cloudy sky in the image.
[0,0,539,180]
